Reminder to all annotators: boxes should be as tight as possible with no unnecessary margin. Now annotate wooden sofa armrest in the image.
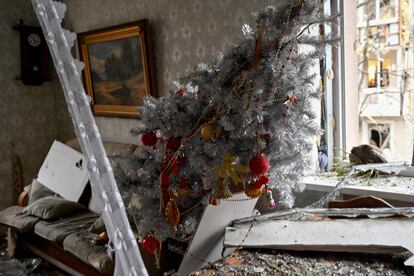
[17,190,29,207]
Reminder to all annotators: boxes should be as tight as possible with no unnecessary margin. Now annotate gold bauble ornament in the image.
[244,183,263,198]
[165,192,180,229]
[201,123,221,142]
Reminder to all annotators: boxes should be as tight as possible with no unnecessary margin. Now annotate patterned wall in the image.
[63,0,278,144]
[0,1,73,210]
[0,0,282,209]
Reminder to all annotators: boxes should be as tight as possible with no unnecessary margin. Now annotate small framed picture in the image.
[78,20,156,117]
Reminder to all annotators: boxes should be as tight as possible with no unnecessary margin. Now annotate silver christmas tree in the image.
[121,0,339,242]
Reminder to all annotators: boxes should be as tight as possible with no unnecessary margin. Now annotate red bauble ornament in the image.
[142,236,159,255]
[209,197,219,206]
[249,154,270,176]
[252,175,270,189]
[166,137,182,152]
[141,132,157,147]
[177,88,185,96]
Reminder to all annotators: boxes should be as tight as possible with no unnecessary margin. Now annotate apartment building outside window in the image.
[354,0,413,162]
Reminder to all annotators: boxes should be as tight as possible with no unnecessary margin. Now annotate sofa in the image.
[0,139,141,275]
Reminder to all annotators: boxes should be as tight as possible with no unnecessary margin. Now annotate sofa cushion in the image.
[0,206,39,233]
[34,212,98,245]
[24,196,86,220]
[63,230,114,275]
[28,179,55,205]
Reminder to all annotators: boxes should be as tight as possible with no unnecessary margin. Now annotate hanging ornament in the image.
[265,185,275,209]
[249,154,270,176]
[244,175,269,198]
[213,178,233,198]
[209,196,219,206]
[254,175,270,188]
[213,151,249,185]
[142,236,160,255]
[283,95,298,107]
[91,231,108,245]
[177,87,185,96]
[200,123,222,142]
[244,183,263,198]
[141,132,157,147]
[165,191,180,229]
[251,25,264,70]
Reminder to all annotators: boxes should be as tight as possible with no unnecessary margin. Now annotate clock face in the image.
[28,33,41,47]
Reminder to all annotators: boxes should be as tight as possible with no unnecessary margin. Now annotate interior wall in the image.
[0,1,73,210]
[62,0,277,145]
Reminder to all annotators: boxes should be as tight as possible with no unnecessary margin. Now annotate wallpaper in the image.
[63,0,278,144]
[0,1,73,210]
[0,0,281,210]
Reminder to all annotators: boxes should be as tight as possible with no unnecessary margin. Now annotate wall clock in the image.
[14,22,50,85]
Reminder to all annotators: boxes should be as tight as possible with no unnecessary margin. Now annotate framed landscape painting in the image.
[78,20,156,117]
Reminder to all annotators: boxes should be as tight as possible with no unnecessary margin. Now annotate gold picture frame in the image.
[78,20,156,117]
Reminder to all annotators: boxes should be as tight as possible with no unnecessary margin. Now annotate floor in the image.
[1,229,413,275]
[193,249,414,275]
[0,234,68,276]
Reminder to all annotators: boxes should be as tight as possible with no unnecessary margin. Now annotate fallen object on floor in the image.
[193,249,412,275]
[349,144,387,164]
[178,193,258,275]
[225,207,414,266]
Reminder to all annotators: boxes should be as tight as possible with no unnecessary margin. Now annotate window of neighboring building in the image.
[380,0,398,20]
[323,0,413,167]
[368,123,391,150]
[356,0,413,163]
[359,23,399,47]
[358,0,399,24]
[367,59,390,88]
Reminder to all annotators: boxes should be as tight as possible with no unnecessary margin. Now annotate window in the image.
[358,0,399,24]
[322,0,414,168]
[367,59,390,88]
[358,23,399,47]
[367,123,392,159]
[351,0,412,163]
[380,0,398,20]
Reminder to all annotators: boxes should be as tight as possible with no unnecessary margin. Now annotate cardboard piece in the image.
[178,193,258,275]
[37,140,89,202]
